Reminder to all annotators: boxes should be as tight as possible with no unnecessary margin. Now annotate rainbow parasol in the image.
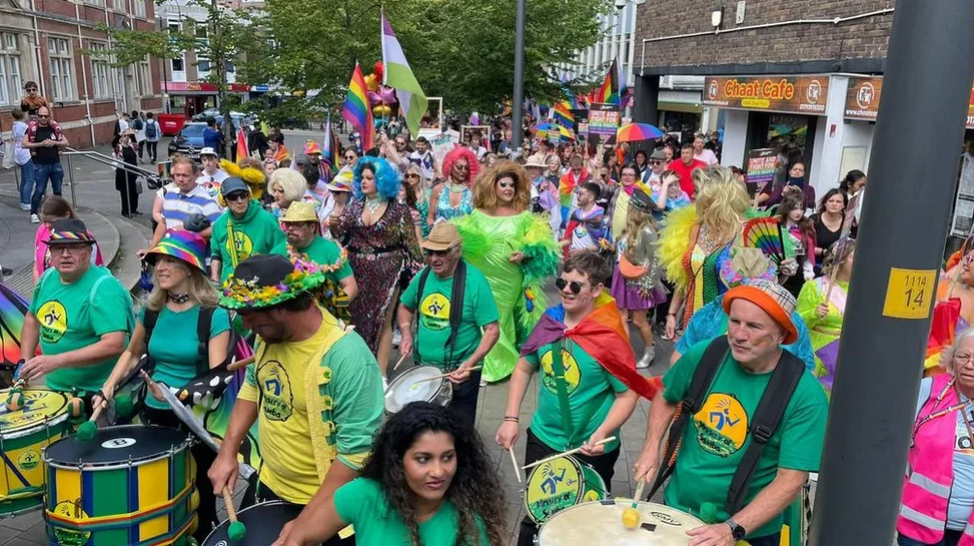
[0,283,30,369]
[532,123,574,141]
[616,123,664,142]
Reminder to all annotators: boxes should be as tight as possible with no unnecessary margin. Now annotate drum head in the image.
[204,500,303,546]
[537,500,706,546]
[524,455,586,524]
[0,389,68,438]
[44,425,188,467]
[385,366,444,413]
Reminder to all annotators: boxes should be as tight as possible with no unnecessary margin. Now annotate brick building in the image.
[0,0,163,147]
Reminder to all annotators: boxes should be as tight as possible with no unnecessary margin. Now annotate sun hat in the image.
[144,230,207,273]
[421,223,462,252]
[280,201,319,224]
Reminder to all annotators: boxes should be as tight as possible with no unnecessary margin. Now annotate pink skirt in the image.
[610,264,667,310]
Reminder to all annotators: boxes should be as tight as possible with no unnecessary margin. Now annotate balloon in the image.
[368,91,382,105]
[364,74,379,92]
[380,87,397,105]
[373,104,386,117]
[373,61,384,83]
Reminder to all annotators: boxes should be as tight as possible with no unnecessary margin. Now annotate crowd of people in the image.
[13,103,974,547]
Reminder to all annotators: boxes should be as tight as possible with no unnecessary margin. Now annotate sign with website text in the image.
[703,76,829,115]
[746,148,777,191]
[588,103,620,136]
[845,76,974,129]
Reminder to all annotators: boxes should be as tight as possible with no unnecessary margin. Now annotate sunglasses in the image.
[555,277,585,294]
[344,155,356,160]
[38,114,50,119]
[423,248,454,257]
[26,88,37,92]
[650,160,662,165]
[406,173,420,179]
[225,192,249,202]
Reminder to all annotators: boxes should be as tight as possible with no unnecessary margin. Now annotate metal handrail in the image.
[59,147,166,209]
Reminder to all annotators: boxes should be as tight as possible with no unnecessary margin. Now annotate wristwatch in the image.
[725,518,746,541]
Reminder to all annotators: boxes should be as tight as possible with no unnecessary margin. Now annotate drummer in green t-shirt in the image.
[19,219,134,408]
[274,201,358,320]
[397,223,500,426]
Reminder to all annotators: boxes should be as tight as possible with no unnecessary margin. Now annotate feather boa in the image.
[658,205,699,293]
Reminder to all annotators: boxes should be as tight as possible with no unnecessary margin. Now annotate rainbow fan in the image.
[743,217,788,265]
[0,283,30,369]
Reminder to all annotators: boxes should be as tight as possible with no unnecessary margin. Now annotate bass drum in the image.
[537,500,705,546]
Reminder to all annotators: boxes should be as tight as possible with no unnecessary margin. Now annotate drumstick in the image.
[227,355,255,372]
[508,446,522,484]
[410,366,483,387]
[522,437,617,470]
[222,486,247,541]
[76,400,108,441]
[393,353,408,371]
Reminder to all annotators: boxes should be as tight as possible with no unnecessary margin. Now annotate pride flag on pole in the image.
[553,101,574,128]
[593,58,621,106]
[381,11,427,137]
[235,127,249,160]
[320,111,338,182]
[343,62,375,151]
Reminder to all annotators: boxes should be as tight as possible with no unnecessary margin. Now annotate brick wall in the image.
[636,0,895,72]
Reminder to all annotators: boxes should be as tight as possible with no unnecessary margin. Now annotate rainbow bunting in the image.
[342,62,375,151]
[553,101,574,129]
[0,283,30,368]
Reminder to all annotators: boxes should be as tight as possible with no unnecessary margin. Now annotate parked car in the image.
[167,122,208,160]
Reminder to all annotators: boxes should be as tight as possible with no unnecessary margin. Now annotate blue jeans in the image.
[30,162,64,215]
[18,160,35,206]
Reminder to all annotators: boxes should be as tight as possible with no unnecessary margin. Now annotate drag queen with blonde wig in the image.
[660,166,752,339]
[452,160,559,381]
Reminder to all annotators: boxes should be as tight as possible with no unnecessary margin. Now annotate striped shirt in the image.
[158,183,223,230]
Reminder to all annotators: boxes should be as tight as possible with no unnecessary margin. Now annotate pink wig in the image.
[442,147,480,184]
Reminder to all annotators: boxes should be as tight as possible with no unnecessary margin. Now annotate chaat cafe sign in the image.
[703,76,829,115]
[845,76,974,129]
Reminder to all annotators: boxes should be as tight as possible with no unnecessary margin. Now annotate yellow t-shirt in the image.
[239,326,326,504]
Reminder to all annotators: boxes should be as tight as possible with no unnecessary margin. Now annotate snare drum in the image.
[384,366,452,414]
[537,500,705,546]
[0,388,70,516]
[43,425,196,546]
[203,500,302,546]
[524,455,607,524]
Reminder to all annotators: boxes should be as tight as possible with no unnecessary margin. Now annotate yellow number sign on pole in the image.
[882,268,937,319]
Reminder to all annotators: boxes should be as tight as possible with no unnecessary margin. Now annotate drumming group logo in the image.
[17,450,40,471]
[227,232,254,263]
[419,293,451,331]
[540,349,580,396]
[52,501,91,545]
[259,360,293,421]
[526,459,581,522]
[37,300,68,344]
[692,393,749,457]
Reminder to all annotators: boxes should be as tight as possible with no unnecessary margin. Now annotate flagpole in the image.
[510,0,526,155]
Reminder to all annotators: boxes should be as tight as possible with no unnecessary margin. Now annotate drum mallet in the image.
[222,485,247,541]
[76,400,108,441]
[6,368,27,411]
[522,437,617,470]
[622,478,646,529]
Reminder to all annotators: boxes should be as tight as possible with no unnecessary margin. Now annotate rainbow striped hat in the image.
[42,219,96,246]
[144,230,207,273]
[303,140,322,156]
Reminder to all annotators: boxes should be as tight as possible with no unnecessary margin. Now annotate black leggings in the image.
[140,406,218,544]
[516,428,620,546]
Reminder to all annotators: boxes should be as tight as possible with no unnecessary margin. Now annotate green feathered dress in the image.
[452,210,560,381]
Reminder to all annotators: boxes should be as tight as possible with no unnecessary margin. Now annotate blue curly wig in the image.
[353,156,400,201]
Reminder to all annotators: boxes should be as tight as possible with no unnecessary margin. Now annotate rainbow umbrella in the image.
[0,283,30,368]
[532,123,574,141]
[616,123,664,142]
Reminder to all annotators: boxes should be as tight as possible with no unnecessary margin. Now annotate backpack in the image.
[144,120,158,139]
[132,118,144,131]
[646,337,805,515]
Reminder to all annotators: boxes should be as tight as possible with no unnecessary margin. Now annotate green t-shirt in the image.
[211,200,287,282]
[524,339,628,452]
[271,236,353,287]
[334,478,488,546]
[29,266,135,392]
[400,265,499,371]
[662,339,829,538]
[138,305,231,409]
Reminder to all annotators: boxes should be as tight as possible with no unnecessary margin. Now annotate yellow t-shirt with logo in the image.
[239,323,383,504]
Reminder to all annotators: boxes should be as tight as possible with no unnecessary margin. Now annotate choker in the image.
[168,293,191,304]
[448,182,467,193]
[365,195,386,213]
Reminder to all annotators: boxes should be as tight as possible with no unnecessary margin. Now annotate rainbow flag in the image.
[521,292,660,401]
[235,127,249,160]
[593,58,620,105]
[0,283,29,368]
[553,101,574,129]
[320,111,338,183]
[342,62,375,151]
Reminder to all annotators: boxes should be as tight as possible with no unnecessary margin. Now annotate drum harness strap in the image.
[646,337,804,515]
[551,337,604,451]
[415,261,468,371]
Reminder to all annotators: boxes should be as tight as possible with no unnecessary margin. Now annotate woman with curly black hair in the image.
[274,402,506,546]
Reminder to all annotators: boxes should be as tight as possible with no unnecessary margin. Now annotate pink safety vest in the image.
[897,373,974,544]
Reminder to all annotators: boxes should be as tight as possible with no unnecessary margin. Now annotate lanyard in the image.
[912,377,969,446]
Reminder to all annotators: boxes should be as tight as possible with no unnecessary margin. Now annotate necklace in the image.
[365,195,385,214]
[448,182,467,193]
[911,377,969,446]
[168,292,191,304]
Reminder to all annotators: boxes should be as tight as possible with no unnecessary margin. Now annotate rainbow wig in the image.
[442,147,480,184]
[353,156,400,201]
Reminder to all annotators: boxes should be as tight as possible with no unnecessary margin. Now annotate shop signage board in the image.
[845,76,974,129]
[745,148,777,193]
[588,103,620,136]
[702,76,829,115]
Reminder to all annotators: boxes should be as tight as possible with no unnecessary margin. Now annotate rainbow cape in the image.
[342,62,375,151]
[520,292,660,400]
[0,283,30,369]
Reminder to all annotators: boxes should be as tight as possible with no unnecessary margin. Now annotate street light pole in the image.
[510,0,526,155]
[810,0,974,544]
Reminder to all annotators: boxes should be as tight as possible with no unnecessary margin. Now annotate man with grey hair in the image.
[397,223,500,425]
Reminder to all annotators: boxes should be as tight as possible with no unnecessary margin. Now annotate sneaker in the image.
[21,203,30,211]
[636,345,655,369]
[30,214,40,224]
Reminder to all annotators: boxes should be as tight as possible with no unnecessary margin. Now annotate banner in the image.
[429,130,460,168]
[588,103,620,137]
[703,76,829,115]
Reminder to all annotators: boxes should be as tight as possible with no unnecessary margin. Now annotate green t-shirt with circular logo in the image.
[400,265,499,371]
[524,339,628,453]
[29,266,135,392]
